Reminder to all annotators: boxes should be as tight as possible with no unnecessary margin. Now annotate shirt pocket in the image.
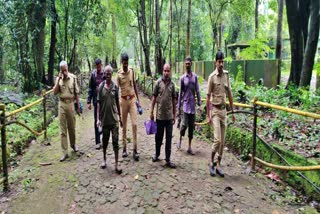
[68,84,74,94]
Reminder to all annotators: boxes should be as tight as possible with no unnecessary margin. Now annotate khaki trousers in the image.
[211,108,227,157]
[59,101,76,155]
[120,98,137,150]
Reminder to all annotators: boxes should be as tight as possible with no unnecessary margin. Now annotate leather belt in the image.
[121,94,135,100]
[212,104,226,110]
[60,97,74,103]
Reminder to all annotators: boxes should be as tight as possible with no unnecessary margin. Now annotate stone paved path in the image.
[0,90,301,214]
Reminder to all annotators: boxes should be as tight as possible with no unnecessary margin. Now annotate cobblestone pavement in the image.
[71,91,293,214]
[0,90,298,214]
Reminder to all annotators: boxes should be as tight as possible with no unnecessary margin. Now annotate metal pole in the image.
[42,90,47,140]
[0,104,8,191]
[251,97,258,171]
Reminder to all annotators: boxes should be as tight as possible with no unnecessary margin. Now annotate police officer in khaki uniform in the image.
[116,53,141,161]
[53,61,81,161]
[206,50,235,177]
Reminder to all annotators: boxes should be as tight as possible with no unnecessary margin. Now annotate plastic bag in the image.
[144,120,157,135]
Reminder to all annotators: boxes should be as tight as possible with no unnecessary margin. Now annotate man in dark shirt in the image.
[87,58,105,150]
[97,65,122,174]
[150,64,176,168]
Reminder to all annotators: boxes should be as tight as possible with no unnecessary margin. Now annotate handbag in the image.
[144,120,157,135]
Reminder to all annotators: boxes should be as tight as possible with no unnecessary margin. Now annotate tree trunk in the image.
[64,0,69,60]
[111,13,117,69]
[169,0,173,66]
[155,0,162,74]
[48,0,57,86]
[138,0,152,76]
[31,0,46,86]
[275,0,283,85]
[139,38,144,73]
[300,0,319,87]
[0,35,4,82]
[255,0,259,37]
[286,0,303,86]
[186,0,191,56]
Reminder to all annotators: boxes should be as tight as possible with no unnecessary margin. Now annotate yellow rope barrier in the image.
[5,120,45,136]
[249,154,320,171]
[6,89,54,118]
[252,100,320,119]
[6,99,43,118]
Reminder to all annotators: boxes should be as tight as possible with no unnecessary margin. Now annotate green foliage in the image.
[240,37,273,60]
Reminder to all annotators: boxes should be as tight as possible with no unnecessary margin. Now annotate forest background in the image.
[0,0,319,93]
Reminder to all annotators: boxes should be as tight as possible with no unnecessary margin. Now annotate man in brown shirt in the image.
[206,50,235,176]
[150,64,176,168]
[53,61,80,161]
[97,65,122,174]
[116,53,141,161]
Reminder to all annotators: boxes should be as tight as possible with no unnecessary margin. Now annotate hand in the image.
[77,107,81,115]
[96,120,101,127]
[58,71,63,79]
[208,115,212,124]
[150,112,154,121]
[172,118,176,125]
[88,103,92,110]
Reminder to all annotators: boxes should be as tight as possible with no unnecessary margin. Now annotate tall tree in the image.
[155,0,163,74]
[275,0,283,85]
[300,0,319,87]
[47,0,57,86]
[186,0,191,56]
[111,13,117,69]
[169,0,173,65]
[137,0,152,76]
[286,0,317,87]
[255,0,259,36]
[29,0,47,86]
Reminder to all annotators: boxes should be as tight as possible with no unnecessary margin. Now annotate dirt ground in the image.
[0,90,316,214]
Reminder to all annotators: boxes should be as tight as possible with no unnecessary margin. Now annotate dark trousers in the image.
[155,119,173,162]
[180,112,195,140]
[94,104,101,145]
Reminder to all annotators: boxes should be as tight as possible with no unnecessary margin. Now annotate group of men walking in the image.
[53,50,235,177]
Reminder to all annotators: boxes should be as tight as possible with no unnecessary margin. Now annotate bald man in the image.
[150,64,177,168]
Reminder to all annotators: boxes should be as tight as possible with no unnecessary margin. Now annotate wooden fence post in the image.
[251,96,258,171]
[0,104,8,191]
[42,90,47,140]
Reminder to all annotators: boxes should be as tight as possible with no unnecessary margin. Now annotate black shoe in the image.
[71,145,79,152]
[100,161,107,169]
[115,168,122,174]
[152,155,159,162]
[187,149,195,155]
[216,167,224,177]
[60,154,68,162]
[122,150,128,158]
[209,165,216,176]
[133,151,139,161]
[95,143,101,150]
[166,161,176,168]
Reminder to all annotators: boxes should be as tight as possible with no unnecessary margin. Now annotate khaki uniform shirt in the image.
[207,69,231,105]
[116,68,135,97]
[153,78,176,120]
[57,73,80,98]
[97,80,119,126]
